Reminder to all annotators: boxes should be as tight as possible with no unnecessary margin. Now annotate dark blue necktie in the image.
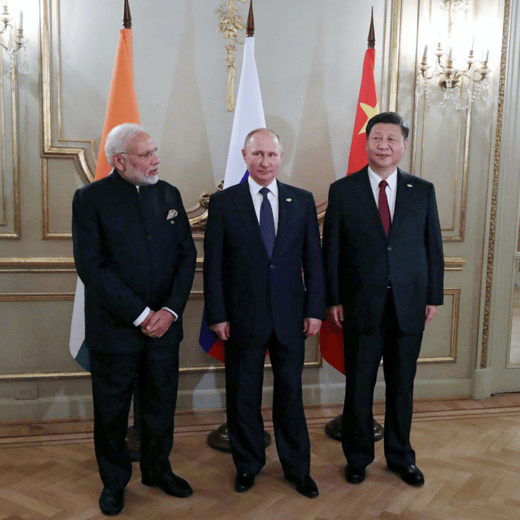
[259,187,275,256]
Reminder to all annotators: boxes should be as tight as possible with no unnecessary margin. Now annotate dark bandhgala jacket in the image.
[72,169,196,353]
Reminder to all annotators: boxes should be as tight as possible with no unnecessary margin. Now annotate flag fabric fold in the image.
[319,46,378,375]
[199,36,266,362]
[69,27,141,371]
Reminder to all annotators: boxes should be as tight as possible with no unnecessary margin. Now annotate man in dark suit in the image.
[203,128,326,498]
[72,123,196,515]
[322,112,444,487]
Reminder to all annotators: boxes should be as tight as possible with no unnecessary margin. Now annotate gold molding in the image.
[40,0,93,183]
[0,42,21,239]
[480,0,509,369]
[418,287,460,364]
[445,257,466,271]
[215,0,247,112]
[0,292,75,301]
[0,257,204,271]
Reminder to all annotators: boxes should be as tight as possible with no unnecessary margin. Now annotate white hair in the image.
[105,123,147,167]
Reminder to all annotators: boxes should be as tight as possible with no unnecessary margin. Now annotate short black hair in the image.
[366,112,409,140]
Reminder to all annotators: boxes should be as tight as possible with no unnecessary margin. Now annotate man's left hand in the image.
[142,309,174,338]
[303,317,322,336]
[425,305,437,324]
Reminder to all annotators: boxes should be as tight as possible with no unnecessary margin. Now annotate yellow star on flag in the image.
[358,103,378,135]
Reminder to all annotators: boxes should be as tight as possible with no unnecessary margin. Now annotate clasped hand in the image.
[141,309,174,338]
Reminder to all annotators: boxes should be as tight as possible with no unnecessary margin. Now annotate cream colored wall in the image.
[0,0,514,422]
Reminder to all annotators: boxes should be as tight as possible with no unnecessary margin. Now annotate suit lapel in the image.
[235,182,271,260]
[356,169,388,240]
[273,181,290,256]
[389,169,410,238]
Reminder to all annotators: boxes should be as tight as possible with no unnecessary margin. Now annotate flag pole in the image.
[206,0,271,453]
[323,9,384,443]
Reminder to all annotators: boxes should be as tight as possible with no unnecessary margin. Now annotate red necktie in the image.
[378,180,391,235]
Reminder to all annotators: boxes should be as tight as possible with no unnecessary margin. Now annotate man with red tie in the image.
[322,112,444,487]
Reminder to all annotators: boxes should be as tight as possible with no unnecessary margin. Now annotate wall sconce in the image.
[0,2,28,75]
[416,0,490,111]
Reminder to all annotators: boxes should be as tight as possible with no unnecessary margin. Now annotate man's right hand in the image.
[328,305,344,329]
[211,321,230,341]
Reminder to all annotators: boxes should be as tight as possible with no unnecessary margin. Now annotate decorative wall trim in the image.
[0,257,75,272]
[0,43,20,239]
[481,0,510,369]
[418,287,460,364]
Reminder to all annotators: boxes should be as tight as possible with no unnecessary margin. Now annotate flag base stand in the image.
[207,423,272,453]
[325,415,384,442]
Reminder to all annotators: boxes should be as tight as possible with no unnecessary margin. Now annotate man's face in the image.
[116,133,161,186]
[366,123,408,177]
[242,131,284,187]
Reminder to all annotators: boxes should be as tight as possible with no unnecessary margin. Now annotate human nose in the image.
[151,151,160,164]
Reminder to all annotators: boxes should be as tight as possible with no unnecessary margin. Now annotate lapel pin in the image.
[407,184,413,188]
[166,209,178,220]
[286,198,292,202]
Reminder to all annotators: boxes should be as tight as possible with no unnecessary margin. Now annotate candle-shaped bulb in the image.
[18,11,23,31]
[485,50,489,62]
[422,45,428,60]
[448,47,453,62]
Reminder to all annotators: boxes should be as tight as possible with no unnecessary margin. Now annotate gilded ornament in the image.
[215,0,247,111]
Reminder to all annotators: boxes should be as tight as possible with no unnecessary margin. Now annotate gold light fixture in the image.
[416,0,491,110]
[0,1,28,75]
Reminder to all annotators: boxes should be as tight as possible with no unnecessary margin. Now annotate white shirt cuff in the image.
[134,307,151,326]
[162,307,178,322]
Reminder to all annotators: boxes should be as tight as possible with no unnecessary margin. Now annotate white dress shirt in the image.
[367,166,398,218]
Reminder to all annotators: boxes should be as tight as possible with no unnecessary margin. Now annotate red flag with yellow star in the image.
[347,47,378,174]
[319,25,378,375]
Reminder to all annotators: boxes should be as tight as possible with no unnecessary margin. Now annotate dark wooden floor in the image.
[1,394,520,519]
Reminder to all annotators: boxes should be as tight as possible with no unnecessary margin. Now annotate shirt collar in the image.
[247,176,278,198]
[368,166,398,192]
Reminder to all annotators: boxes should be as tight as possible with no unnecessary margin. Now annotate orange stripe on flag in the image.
[95,28,141,181]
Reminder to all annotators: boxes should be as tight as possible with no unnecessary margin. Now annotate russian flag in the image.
[199,32,266,362]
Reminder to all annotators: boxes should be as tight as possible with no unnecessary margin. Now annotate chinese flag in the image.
[319,30,378,375]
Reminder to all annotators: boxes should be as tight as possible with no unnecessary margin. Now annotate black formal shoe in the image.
[99,488,124,516]
[387,462,425,486]
[235,473,256,493]
[284,473,319,498]
[142,471,193,497]
[345,464,366,484]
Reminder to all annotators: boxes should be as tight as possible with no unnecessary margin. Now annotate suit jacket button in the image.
[387,246,392,251]
[270,264,275,269]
